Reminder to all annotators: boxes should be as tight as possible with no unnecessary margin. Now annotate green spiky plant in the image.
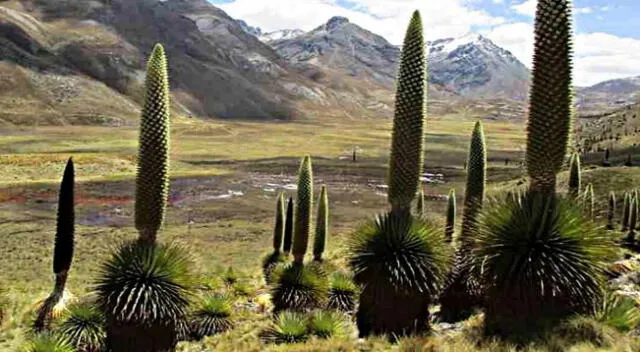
[283,197,294,255]
[416,187,425,216]
[622,193,631,232]
[438,121,486,323]
[58,304,106,352]
[606,192,616,230]
[261,311,309,344]
[293,156,313,264]
[327,272,358,313]
[583,183,595,219]
[568,153,582,198]
[95,242,192,351]
[526,0,574,195]
[135,43,171,244]
[263,193,287,283]
[223,267,238,287]
[308,310,345,339]
[473,193,615,338]
[22,334,75,352]
[444,189,456,243]
[313,185,329,262]
[594,291,640,332]
[348,11,449,337]
[34,158,75,332]
[189,294,233,340]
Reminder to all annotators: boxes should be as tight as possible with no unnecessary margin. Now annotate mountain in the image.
[237,19,262,37]
[267,17,530,99]
[260,29,305,43]
[577,76,640,112]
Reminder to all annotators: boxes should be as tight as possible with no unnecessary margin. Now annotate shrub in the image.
[327,272,358,313]
[472,192,615,337]
[58,303,105,352]
[22,334,75,352]
[261,311,309,344]
[270,263,328,313]
[308,310,345,339]
[189,294,233,340]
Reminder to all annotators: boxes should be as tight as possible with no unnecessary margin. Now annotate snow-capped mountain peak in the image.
[259,29,305,43]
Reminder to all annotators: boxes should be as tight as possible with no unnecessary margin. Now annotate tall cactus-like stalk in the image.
[460,121,487,243]
[135,44,171,244]
[313,185,329,262]
[438,122,486,323]
[568,153,581,198]
[34,158,75,332]
[526,0,574,194]
[293,156,313,264]
[387,10,427,213]
[283,197,294,255]
[627,197,638,241]
[607,192,616,230]
[273,193,285,252]
[445,189,456,243]
[622,193,631,232]
[583,183,595,219]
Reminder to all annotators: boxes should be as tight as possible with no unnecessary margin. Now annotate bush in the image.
[472,192,616,338]
[271,263,328,313]
[261,311,309,344]
[308,310,345,338]
[58,303,105,352]
[189,294,233,340]
[327,272,358,313]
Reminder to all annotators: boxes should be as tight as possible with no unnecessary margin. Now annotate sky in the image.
[209,0,640,87]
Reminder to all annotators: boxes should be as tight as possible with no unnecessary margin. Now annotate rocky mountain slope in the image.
[267,17,530,100]
[577,76,640,113]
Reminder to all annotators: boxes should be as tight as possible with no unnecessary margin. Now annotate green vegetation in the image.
[293,156,313,264]
[313,185,329,262]
[134,44,171,244]
[444,189,456,243]
[22,334,74,352]
[583,183,595,219]
[262,193,286,283]
[34,158,75,332]
[283,197,294,255]
[58,303,105,352]
[189,294,234,340]
[569,153,582,197]
[261,311,309,344]
[607,192,616,230]
[622,192,631,231]
[308,310,345,339]
[326,272,358,314]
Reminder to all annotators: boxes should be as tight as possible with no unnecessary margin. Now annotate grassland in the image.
[0,115,638,351]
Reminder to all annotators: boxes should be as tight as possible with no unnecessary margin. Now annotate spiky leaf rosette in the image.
[135,44,171,243]
[308,310,345,339]
[34,159,75,332]
[95,241,191,351]
[348,211,450,336]
[416,187,425,216]
[283,197,294,255]
[58,304,105,352]
[270,263,328,313]
[273,193,285,252]
[593,291,640,332]
[568,153,581,197]
[622,193,630,231]
[582,183,595,219]
[293,156,313,263]
[445,189,456,243]
[262,252,286,285]
[607,192,616,230]
[387,11,427,211]
[261,311,309,344]
[526,0,574,194]
[460,121,486,243]
[313,185,329,262]
[23,334,74,352]
[189,294,233,340]
[472,192,615,337]
[327,272,358,313]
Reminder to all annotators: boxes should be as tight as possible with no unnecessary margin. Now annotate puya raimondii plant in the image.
[313,185,329,262]
[348,11,449,338]
[471,0,615,338]
[34,158,76,332]
[438,121,486,323]
[271,156,329,313]
[444,189,456,243]
[568,152,581,198]
[263,193,287,283]
[95,44,192,352]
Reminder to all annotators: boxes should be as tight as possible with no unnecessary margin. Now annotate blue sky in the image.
[210,0,640,86]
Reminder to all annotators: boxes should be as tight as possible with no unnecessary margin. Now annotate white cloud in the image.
[492,0,504,3]
[510,0,536,17]
[487,23,640,86]
[575,7,593,14]
[216,0,505,43]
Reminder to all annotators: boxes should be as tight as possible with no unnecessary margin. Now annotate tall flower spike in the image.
[293,156,313,263]
[387,10,427,212]
[273,193,285,252]
[445,189,456,243]
[526,0,574,194]
[460,121,486,243]
[313,185,329,262]
[135,43,171,244]
[283,197,294,254]
[568,153,581,197]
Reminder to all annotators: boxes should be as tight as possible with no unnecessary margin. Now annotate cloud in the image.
[486,23,640,86]
[510,0,536,17]
[215,0,505,43]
